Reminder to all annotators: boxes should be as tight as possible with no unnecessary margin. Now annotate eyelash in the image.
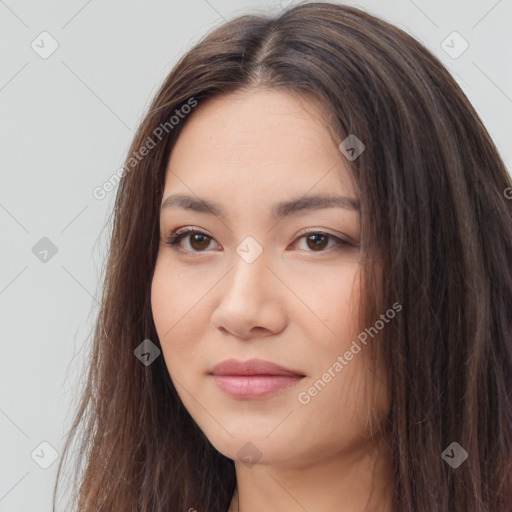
[163,227,354,256]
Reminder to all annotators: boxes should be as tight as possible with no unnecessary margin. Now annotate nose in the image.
[210,249,287,340]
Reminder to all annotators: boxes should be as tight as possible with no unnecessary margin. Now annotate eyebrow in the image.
[160,193,360,219]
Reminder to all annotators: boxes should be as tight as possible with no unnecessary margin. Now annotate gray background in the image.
[0,0,510,510]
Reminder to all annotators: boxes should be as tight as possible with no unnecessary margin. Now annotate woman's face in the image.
[151,88,389,467]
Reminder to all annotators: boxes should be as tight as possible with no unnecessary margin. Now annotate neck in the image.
[227,438,394,512]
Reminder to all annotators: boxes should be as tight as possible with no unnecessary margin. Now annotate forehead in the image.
[163,88,356,203]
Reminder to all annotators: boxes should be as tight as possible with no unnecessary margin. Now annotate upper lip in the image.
[210,358,305,377]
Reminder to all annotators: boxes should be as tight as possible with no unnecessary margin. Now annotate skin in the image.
[151,88,393,512]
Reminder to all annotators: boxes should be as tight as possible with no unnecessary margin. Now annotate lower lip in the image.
[212,374,304,398]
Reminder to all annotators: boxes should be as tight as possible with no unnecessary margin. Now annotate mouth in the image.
[209,358,306,399]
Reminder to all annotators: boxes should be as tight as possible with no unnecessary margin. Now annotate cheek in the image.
[330,265,361,331]
[294,262,362,351]
[293,265,378,423]
[150,255,207,375]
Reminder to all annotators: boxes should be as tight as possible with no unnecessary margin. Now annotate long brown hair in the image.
[53,2,512,511]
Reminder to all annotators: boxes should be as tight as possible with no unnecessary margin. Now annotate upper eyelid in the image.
[170,226,344,239]
[166,227,356,248]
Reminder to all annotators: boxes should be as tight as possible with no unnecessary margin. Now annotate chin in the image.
[199,420,300,466]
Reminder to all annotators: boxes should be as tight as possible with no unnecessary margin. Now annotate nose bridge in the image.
[227,236,271,297]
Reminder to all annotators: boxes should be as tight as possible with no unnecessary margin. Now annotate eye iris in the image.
[190,233,210,250]
[306,233,328,251]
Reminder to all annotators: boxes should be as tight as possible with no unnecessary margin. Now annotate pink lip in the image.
[210,358,305,398]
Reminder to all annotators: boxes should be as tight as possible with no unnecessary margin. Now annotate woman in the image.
[53,2,512,511]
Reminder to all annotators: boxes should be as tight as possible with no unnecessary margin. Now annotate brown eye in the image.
[292,230,351,253]
[305,233,329,251]
[164,228,216,252]
[188,232,211,251]
[164,228,353,256]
